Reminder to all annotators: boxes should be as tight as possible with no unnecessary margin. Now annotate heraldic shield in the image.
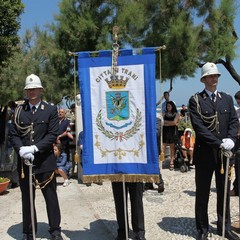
[78,48,159,183]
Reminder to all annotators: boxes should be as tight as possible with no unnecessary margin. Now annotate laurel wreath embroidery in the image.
[95,134,145,159]
[96,108,142,141]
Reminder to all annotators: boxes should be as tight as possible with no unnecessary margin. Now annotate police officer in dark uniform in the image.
[188,63,239,240]
[10,74,63,240]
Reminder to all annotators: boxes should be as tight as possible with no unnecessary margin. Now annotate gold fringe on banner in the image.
[74,151,79,164]
[83,174,160,184]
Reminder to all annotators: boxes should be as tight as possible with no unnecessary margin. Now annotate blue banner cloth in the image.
[78,49,159,182]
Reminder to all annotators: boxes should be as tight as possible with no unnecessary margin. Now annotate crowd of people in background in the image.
[158,90,195,171]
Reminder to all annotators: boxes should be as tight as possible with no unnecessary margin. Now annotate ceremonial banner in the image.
[78,48,159,182]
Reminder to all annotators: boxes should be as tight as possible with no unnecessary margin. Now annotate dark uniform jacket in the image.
[188,90,238,165]
[10,101,59,174]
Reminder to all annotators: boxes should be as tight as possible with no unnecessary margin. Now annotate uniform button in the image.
[32,139,34,142]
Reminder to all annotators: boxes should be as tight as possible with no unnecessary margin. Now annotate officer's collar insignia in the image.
[203,93,207,99]
[41,104,45,110]
[218,92,222,99]
[24,105,28,110]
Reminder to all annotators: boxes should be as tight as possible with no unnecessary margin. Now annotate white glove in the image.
[19,145,38,158]
[23,152,34,162]
[220,138,235,151]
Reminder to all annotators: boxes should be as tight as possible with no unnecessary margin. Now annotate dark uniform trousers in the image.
[112,182,145,238]
[189,90,238,234]
[195,157,231,233]
[20,171,61,236]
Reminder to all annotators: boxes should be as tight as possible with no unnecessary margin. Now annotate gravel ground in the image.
[84,162,240,240]
[1,161,240,240]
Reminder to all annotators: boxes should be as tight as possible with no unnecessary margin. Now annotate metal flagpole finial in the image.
[112,26,119,41]
[160,45,166,50]
[111,26,120,79]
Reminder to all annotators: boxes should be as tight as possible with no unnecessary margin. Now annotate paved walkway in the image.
[1,163,240,240]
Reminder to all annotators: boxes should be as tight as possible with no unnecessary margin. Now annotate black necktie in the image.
[32,106,36,114]
[211,93,216,102]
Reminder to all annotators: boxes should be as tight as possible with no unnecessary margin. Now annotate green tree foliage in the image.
[48,0,121,98]
[53,0,120,52]
[114,0,239,83]
[0,28,64,105]
[0,0,24,66]
[51,0,239,86]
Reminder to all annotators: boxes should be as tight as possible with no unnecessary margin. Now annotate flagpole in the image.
[122,175,129,240]
[111,26,129,239]
[69,51,80,174]
[156,45,166,165]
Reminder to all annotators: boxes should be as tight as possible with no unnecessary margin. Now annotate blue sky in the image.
[19,0,60,36]
[19,0,240,106]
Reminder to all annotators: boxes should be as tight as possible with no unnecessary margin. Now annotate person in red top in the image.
[180,128,195,165]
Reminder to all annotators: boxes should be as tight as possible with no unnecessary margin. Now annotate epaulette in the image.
[194,91,207,99]
[189,92,199,99]
[221,91,231,96]
[41,100,55,107]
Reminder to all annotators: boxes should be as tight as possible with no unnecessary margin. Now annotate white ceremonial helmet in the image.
[24,74,43,90]
[201,62,221,79]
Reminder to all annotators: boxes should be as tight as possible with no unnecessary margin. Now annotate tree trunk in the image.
[217,58,240,85]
